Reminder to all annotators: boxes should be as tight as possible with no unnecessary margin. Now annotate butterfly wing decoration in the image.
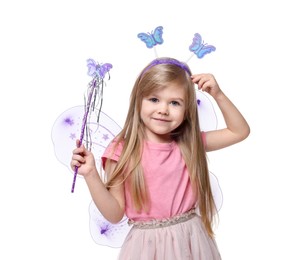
[189,33,216,59]
[87,59,98,77]
[97,63,113,79]
[137,26,164,48]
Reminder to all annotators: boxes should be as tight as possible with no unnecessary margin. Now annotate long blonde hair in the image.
[105,57,217,237]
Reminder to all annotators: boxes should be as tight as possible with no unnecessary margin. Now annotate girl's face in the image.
[140,82,186,143]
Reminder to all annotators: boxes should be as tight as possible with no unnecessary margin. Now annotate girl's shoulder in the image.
[102,138,124,168]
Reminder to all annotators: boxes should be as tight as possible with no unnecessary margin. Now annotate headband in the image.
[142,58,192,76]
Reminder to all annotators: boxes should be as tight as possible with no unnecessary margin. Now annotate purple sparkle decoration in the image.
[102,134,109,141]
[64,117,74,126]
[100,225,109,235]
[89,201,132,248]
[71,59,113,193]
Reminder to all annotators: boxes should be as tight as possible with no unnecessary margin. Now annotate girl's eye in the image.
[171,101,181,106]
[149,97,159,103]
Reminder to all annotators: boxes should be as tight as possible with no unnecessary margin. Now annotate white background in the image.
[1,0,304,259]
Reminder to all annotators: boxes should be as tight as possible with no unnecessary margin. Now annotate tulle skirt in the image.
[118,210,221,260]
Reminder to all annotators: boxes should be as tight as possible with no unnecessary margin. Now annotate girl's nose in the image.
[158,104,169,115]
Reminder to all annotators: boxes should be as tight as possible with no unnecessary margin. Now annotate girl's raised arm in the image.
[192,73,250,152]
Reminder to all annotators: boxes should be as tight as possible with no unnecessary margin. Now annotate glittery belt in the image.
[128,208,196,229]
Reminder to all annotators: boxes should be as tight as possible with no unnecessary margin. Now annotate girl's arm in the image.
[192,73,250,152]
[70,140,125,223]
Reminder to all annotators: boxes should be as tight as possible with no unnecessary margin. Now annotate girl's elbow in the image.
[233,125,250,144]
[241,125,251,141]
[107,208,125,224]
[109,213,125,224]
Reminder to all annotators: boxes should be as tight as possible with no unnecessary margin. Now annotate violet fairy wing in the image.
[51,105,121,176]
[52,107,132,248]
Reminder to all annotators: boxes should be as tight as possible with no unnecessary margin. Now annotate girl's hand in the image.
[191,73,222,99]
[70,139,97,177]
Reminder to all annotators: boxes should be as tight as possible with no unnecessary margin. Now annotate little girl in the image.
[71,57,250,259]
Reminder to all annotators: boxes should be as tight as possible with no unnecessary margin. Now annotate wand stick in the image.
[71,78,97,193]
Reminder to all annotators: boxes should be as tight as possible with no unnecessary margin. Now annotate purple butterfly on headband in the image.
[137,26,164,49]
[189,33,216,59]
[87,59,113,79]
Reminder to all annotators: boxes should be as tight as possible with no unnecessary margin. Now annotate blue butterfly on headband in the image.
[87,59,113,79]
[137,26,164,49]
[189,33,216,59]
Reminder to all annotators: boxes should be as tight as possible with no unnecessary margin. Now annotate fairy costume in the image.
[52,25,223,255]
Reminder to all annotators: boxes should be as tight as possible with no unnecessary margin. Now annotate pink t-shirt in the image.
[102,133,206,221]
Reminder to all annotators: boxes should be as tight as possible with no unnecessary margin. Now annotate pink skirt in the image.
[118,210,221,260]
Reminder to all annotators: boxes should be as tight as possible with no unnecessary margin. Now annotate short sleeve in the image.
[101,140,123,170]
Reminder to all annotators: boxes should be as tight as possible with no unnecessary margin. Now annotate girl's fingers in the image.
[196,78,210,91]
[192,74,210,89]
[72,144,87,156]
[72,153,86,163]
[70,140,91,172]
[70,159,80,170]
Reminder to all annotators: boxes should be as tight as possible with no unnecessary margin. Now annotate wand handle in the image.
[71,79,97,193]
